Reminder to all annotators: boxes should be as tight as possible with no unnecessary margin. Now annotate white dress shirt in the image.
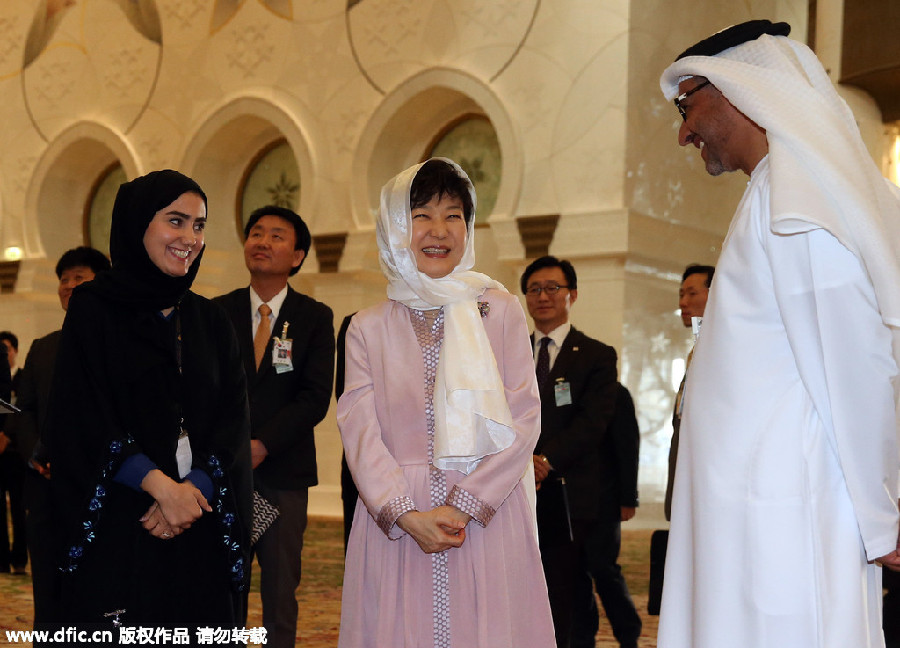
[249,284,288,338]
[532,322,571,372]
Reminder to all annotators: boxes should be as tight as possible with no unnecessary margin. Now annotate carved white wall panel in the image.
[347,0,539,94]
[22,0,162,142]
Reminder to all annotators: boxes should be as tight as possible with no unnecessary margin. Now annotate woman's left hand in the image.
[397,506,472,554]
[140,501,179,540]
[435,505,472,534]
[140,469,211,530]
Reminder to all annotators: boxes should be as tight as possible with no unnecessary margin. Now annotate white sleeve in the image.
[766,224,900,560]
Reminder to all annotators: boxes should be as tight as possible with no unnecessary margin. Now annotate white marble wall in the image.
[0,0,887,525]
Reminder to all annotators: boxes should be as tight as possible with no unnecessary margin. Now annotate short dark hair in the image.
[520,255,578,294]
[682,264,715,288]
[55,246,111,279]
[0,331,18,352]
[244,206,311,276]
[410,159,475,224]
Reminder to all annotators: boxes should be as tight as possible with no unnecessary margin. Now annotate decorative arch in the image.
[426,115,502,224]
[84,161,127,257]
[26,121,138,261]
[350,68,521,231]
[178,93,316,254]
[236,138,300,237]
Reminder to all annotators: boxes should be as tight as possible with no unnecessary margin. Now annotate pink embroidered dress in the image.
[337,292,554,647]
[336,159,554,647]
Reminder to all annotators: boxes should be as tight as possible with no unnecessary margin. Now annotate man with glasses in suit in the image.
[522,255,641,648]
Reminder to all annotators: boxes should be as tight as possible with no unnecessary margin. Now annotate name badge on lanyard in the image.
[272,321,293,374]
[554,379,572,407]
[176,425,192,479]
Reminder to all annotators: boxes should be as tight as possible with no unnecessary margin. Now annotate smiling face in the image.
[410,193,468,279]
[676,77,768,177]
[525,266,577,334]
[142,192,207,277]
[243,214,304,279]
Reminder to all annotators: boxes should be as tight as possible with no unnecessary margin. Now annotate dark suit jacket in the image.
[534,327,618,522]
[215,285,335,491]
[7,330,60,465]
[335,313,356,502]
[0,347,10,431]
[599,383,640,517]
[664,373,684,521]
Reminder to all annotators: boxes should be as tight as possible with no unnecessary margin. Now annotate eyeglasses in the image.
[674,80,711,121]
[525,283,569,296]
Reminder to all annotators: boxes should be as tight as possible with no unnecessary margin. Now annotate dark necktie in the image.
[536,337,551,390]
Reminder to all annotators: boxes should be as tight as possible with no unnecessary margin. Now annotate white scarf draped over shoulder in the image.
[377,158,515,473]
[660,34,900,337]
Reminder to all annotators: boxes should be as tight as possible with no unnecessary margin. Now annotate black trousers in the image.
[541,518,641,648]
[252,487,308,648]
[25,469,60,626]
[885,568,900,648]
[0,451,27,569]
[340,453,357,552]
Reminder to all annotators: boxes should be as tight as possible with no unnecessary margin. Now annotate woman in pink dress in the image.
[337,158,555,647]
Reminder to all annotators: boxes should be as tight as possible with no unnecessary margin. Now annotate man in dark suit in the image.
[665,264,713,521]
[649,264,715,616]
[571,382,641,646]
[522,255,641,648]
[215,206,334,648]
[0,330,20,575]
[8,246,110,628]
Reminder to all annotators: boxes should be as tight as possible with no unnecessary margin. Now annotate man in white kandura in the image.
[658,19,900,648]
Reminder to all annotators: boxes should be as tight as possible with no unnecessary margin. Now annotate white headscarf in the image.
[661,33,900,331]
[377,158,515,473]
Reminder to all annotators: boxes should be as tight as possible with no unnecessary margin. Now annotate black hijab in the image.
[82,169,208,311]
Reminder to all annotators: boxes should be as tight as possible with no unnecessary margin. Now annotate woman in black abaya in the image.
[48,170,251,631]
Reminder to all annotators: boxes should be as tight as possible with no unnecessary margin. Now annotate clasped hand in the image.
[397,506,472,554]
[876,550,900,573]
[872,500,900,572]
[139,470,211,540]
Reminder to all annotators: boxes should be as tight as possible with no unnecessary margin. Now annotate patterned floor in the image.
[0,519,658,647]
